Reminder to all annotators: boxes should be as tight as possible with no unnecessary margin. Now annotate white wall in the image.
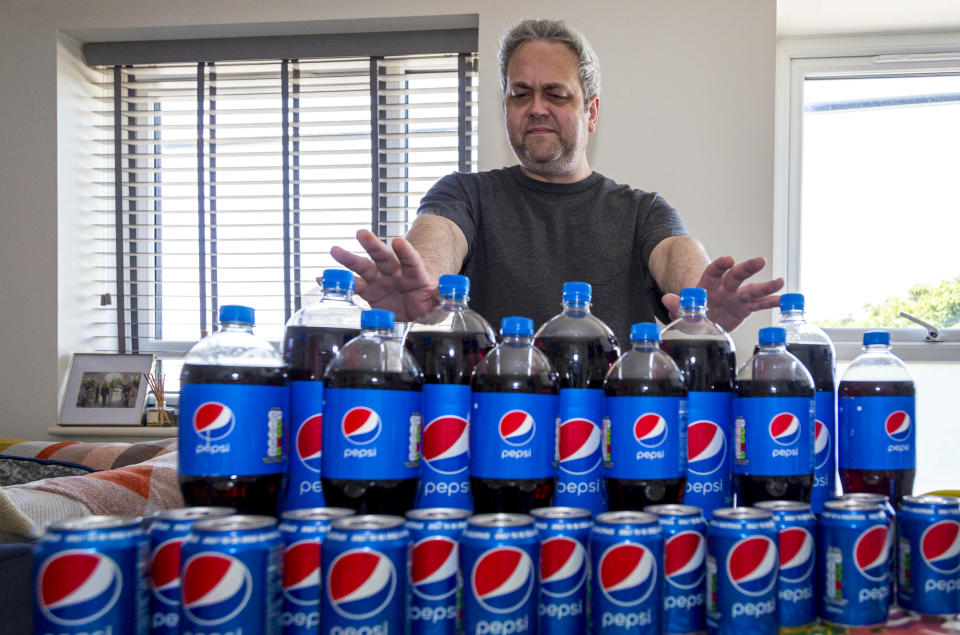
[0,0,776,440]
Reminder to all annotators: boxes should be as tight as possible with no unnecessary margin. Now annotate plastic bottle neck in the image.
[563,300,592,316]
[322,287,353,301]
[778,309,805,324]
[439,294,469,310]
[863,343,891,354]
[757,341,786,353]
[362,326,394,338]
[220,320,253,333]
[631,339,659,352]
[503,333,533,346]
[680,304,707,318]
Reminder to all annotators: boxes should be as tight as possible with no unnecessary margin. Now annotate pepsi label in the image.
[179,383,287,477]
[897,497,960,615]
[470,392,558,479]
[604,395,686,479]
[683,391,733,517]
[733,396,813,476]
[281,540,321,634]
[285,381,325,510]
[417,383,472,509]
[555,388,605,515]
[811,391,837,513]
[322,387,421,480]
[839,396,915,470]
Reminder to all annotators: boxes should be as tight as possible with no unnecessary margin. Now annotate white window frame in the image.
[774,32,960,361]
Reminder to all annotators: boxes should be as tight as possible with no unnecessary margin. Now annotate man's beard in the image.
[510,133,580,178]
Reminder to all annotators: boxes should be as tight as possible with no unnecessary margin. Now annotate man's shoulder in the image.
[592,171,669,210]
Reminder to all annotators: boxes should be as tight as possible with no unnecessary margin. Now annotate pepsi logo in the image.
[885,411,912,442]
[194,402,235,442]
[327,549,397,620]
[37,551,122,626]
[921,520,960,574]
[726,536,778,596]
[769,413,801,446]
[471,547,535,614]
[283,541,321,606]
[854,525,890,582]
[296,414,323,473]
[182,553,252,626]
[598,543,658,607]
[634,413,668,448]
[499,410,536,447]
[665,531,706,590]
[150,538,184,606]
[687,420,726,475]
[814,420,831,470]
[341,407,382,445]
[410,537,459,600]
[778,528,814,583]
[540,537,587,598]
[558,418,601,475]
[422,416,469,475]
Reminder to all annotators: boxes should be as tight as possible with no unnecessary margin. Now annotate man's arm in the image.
[406,214,469,281]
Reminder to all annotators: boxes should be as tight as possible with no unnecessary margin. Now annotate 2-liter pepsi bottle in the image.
[321,309,423,514]
[603,322,687,510]
[404,274,496,510]
[471,316,559,514]
[733,326,815,505]
[839,330,916,504]
[660,287,736,519]
[282,269,363,511]
[179,305,288,515]
[534,281,619,516]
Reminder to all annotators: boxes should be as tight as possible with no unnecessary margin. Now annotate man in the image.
[332,19,781,340]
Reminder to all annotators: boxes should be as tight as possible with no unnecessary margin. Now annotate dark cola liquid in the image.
[753,342,836,391]
[471,372,558,514]
[283,325,360,380]
[839,379,916,504]
[405,330,495,384]
[604,376,687,510]
[734,378,814,505]
[659,339,736,392]
[321,368,420,515]
[534,334,620,388]
[179,363,287,516]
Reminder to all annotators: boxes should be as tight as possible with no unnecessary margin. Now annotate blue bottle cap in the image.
[562,281,592,304]
[780,293,804,312]
[863,330,890,346]
[438,274,469,297]
[322,269,355,292]
[680,287,707,308]
[758,327,786,344]
[501,316,534,337]
[361,309,395,330]
[631,322,660,342]
[219,305,254,324]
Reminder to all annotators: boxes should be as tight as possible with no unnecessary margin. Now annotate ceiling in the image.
[778,0,960,37]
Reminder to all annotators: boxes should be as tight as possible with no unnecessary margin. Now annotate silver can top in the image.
[840,492,891,504]
[530,506,592,520]
[49,515,140,532]
[754,500,812,513]
[644,504,703,517]
[332,515,406,531]
[467,513,535,529]
[155,507,236,521]
[406,508,473,521]
[595,511,659,526]
[712,507,774,521]
[281,507,356,522]
[824,499,881,513]
[902,495,960,508]
[193,514,278,532]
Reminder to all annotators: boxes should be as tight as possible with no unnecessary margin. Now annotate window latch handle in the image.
[898,312,942,341]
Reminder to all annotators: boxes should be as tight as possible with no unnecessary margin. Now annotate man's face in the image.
[504,40,598,182]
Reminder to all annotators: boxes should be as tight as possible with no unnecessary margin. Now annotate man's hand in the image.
[330,229,438,321]
[661,256,783,332]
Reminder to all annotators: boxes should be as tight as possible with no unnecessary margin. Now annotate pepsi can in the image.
[461,513,539,635]
[279,507,354,634]
[705,507,778,635]
[839,492,896,597]
[646,504,707,635]
[897,495,960,615]
[147,507,235,635]
[590,510,664,634]
[180,514,283,635]
[321,514,410,635]
[34,515,149,635]
[531,507,592,635]
[406,508,471,635]
[818,499,891,626]
[754,501,816,631]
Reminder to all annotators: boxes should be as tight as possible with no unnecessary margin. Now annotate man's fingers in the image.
[746,295,782,312]
[721,257,767,291]
[736,278,784,303]
[330,245,377,279]
[661,293,681,321]
[698,256,735,287]
[392,237,432,280]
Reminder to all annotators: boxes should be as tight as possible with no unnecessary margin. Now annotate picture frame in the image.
[59,353,155,426]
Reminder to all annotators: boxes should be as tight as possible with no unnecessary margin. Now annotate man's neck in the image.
[519,161,593,184]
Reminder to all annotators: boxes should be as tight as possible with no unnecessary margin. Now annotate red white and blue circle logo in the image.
[885,411,912,442]
[921,520,960,574]
[37,551,122,626]
[499,410,536,447]
[769,413,801,446]
[814,420,831,470]
[854,525,890,582]
[422,416,469,475]
[558,418,601,475]
[665,531,706,590]
[194,402,235,442]
[726,536,778,596]
[634,413,668,448]
[283,541,321,607]
[540,537,587,598]
[778,528,814,583]
[687,420,726,475]
[471,547,535,614]
[341,407,382,445]
[410,537,459,600]
[296,414,323,473]
[150,538,184,606]
[598,543,658,607]
[182,553,253,626]
[327,549,397,620]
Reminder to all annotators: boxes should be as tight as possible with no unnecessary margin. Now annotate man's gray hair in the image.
[498,19,601,103]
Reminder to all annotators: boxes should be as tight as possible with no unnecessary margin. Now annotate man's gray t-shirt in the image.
[417,166,687,344]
